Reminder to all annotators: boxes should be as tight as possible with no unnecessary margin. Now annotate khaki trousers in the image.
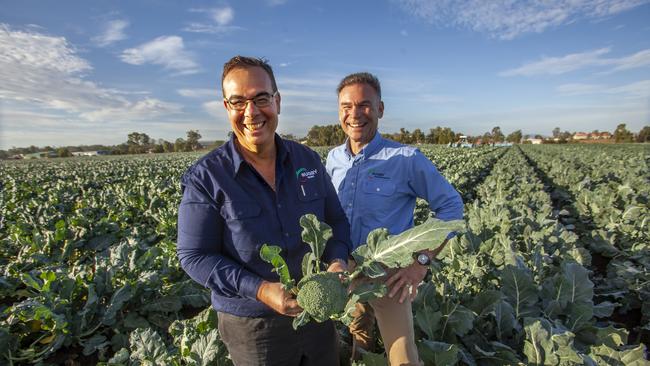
[349,294,422,366]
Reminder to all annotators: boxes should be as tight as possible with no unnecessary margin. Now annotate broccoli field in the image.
[1,144,649,365]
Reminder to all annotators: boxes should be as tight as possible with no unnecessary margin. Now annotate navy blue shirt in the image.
[177,135,351,317]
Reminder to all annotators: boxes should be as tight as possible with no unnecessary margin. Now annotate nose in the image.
[243,99,259,117]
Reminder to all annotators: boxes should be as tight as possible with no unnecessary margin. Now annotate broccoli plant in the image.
[260,214,465,329]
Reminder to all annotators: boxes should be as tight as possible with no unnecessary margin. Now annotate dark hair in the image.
[221,56,278,97]
[336,72,381,99]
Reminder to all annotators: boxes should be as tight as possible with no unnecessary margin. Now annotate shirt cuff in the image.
[238,272,264,301]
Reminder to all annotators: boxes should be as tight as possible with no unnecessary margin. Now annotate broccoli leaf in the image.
[352,218,465,277]
[300,214,332,273]
[260,244,295,290]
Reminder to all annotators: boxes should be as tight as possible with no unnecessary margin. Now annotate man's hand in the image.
[256,281,302,317]
[327,258,348,273]
[385,262,428,303]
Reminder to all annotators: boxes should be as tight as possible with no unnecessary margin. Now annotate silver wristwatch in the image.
[415,252,431,266]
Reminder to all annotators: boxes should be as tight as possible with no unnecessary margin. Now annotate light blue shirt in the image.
[326,133,464,248]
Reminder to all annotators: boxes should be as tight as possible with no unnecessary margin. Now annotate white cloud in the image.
[184,6,243,34]
[266,0,288,6]
[556,83,606,95]
[121,36,199,74]
[93,19,129,47]
[610,49,650,71]
[500,48,611,76]
[558,80,650,99]
[500,48,650,76]
[178,88,219,98]
[80,98,182,122]
[212,7,234,26]
[203,100,227,118]
[0,24,186,149]
[394,0,649,40]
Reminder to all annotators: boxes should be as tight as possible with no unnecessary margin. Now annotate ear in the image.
[378,100,384,119]
[275,91,281,115]
[223,99,229,110]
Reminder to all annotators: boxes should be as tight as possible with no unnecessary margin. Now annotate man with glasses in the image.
[326,72,463,365]
[177,56,351,365]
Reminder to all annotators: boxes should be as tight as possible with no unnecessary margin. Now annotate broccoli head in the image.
[296,272,348,322]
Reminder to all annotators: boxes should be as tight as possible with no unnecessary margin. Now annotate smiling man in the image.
[177,56,350,366]
[326,72,464,365]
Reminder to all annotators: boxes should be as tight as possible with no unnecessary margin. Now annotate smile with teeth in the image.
[347,121,366,128]
[245,121,266,131]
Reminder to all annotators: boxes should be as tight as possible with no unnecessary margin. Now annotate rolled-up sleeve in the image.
[409,151,464,221]
[177,175,262,300]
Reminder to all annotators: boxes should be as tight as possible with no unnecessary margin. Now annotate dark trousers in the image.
[218,312,340,366]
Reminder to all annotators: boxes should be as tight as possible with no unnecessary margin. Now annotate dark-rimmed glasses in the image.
[225,91,277,111]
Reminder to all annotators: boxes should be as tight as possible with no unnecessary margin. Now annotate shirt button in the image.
[376,188,380,192]
[284,232,290,237]
[348,203,353,207]
[277,203,282,208]
[351,182,355,186]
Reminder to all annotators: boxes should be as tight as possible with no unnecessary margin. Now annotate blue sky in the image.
[1,0,649,149]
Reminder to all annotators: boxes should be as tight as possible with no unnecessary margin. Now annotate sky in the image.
[1,0,649,149]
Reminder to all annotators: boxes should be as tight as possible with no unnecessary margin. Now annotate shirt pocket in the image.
[221,201,262,220]
[296,180,325,219]
[220,201,264,262]
[363,178,396,196]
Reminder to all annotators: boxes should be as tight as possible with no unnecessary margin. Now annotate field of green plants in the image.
[1,144,648,365]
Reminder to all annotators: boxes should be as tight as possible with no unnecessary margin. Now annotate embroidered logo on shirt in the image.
[368,169,389,180]
[296,167,318,183]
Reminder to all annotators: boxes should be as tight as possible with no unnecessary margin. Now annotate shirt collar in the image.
[344,132,383,159]
[227,133,289,174]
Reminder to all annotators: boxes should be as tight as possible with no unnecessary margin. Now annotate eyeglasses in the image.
[225,91,277,111]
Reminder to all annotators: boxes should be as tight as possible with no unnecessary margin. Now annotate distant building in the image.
[525,138,543,144]
[572,132,589,140]
[24,151,57,159]
[71,150,109,157]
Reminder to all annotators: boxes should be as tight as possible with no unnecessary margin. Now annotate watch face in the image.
[417,253,430,266]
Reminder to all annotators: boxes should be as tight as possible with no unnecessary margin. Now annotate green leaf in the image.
[292,311,311,330]
[523,317,557,365]
[128,328,170,364]
[473,342,523,365]
[103,283,134,326]
[188,329,223,366]
[300,213,332,271]
[501,266,539,319]
[417,340,459,366]
[469,290,502,317]
[592,301,616,318]
[260,244,294,290]
[142,296,183,313]
[352,218,465,276]
[82,334,110,356]
[440,302,475,341]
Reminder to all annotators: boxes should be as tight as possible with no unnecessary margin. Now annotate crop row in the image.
[520,144,649,343]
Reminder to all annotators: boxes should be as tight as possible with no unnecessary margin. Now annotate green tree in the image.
[637,126,650,142]
[174,138,186,152]
[56,147,72,157]
[127,132,152,154]
[506,130,522,144]
[161,140,174,153]
[186,130,202,151]
[552,127,561,139]
[491,126,504,143]
[412,129,425,144]
[613,123,633,142]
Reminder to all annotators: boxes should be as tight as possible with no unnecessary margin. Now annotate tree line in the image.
[2,124,648,159]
